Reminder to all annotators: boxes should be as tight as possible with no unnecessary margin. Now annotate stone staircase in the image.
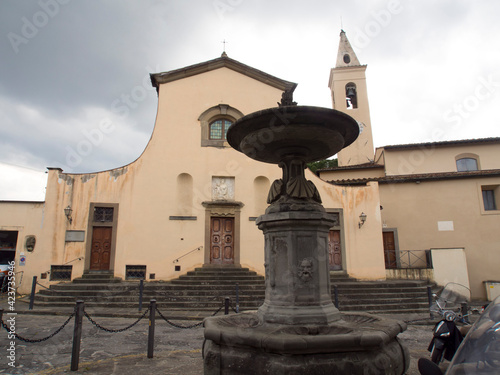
[31,267,431,314]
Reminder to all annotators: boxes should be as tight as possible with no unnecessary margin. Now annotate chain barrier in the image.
[155,307,204,329]
[155,301,227,329]
[83,307,150,333]
[230,303,239,314]
[1,313,75,343]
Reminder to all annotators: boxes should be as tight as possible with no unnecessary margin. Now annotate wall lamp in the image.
[358,212,367,228]
[64,205,73,224]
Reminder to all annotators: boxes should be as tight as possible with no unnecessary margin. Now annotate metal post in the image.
[427,286,433,318]
[71,300,84,371]
[29,276,37,310]
[235,283,239,313]
[334,285,339,309]
[138,279,144,312]
[224,297,230,315]
[147,299,156,359]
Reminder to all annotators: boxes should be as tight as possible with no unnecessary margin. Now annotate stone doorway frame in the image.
[325,208,346,273]
[202,201,243,267]
[84,203,119,273]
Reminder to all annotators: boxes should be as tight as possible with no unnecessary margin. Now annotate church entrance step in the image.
[30,267,431,314]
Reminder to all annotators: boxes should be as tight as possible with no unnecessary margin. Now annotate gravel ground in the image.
[0,314,446,374]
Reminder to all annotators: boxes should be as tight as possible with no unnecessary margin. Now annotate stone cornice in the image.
[150,56,297,93]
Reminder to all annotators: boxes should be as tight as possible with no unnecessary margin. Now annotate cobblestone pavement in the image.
[0,311,451,375]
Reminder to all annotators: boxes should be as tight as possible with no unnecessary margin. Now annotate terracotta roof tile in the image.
[381,137,500,151]
[327,169,500,186]
[318,162,384,172]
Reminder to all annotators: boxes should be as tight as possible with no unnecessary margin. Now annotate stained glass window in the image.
[209,119,232,140]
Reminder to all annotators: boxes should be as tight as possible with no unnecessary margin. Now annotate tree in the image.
[307,158,338,174]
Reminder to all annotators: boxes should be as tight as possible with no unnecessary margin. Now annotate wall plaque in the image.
[65,230,85,242]
[212,177,235,201]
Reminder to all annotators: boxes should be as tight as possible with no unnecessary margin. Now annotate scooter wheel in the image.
[431,346,444,364]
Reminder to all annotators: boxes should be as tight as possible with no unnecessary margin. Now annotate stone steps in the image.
[34,293,262,303]
[38,288,264,298]
[31,267,432,314]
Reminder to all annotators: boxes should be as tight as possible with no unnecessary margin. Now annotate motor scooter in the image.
[428,310,464,364]
[427,283,471,365]
[418,295,500,375]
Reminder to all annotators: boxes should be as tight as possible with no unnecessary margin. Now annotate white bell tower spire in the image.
[329,30,375,166]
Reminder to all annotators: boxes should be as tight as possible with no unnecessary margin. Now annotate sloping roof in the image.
[150,54,297,93]
[318,162,384,173]
[326,169,500,186]
[380,137,500,151]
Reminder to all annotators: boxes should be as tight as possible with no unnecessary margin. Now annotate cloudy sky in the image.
[1,0,499,201]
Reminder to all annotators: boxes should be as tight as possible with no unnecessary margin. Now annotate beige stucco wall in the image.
[379,177,500,299]
[0,201,47,294]
[382,143,500,176]
[9,65,387,294]
[431,248,470,292]
[313,177,385,280]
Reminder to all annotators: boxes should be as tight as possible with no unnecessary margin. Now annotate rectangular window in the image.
[50,265,72,281]
[93,207,114,222]
[126,265,146,280]
[483,189,497,211]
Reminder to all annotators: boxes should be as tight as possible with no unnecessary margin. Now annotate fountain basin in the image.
[227,106,359,164]
[203,312,410,374]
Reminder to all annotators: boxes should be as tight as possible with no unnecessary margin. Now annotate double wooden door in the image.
[90,226,112,270]
[210,217,234,265]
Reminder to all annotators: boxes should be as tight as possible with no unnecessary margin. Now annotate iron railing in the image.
[172,245,203,263]
[385,249,432,269]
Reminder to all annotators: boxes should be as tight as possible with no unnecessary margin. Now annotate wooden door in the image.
[383,231,397,269]
[210,217,234,265]
[90,227,112,270]
[328,230,342,270]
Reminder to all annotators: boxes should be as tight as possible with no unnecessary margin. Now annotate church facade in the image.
[0,45,387,295]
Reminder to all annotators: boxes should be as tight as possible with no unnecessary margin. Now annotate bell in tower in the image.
[345,83,357,109]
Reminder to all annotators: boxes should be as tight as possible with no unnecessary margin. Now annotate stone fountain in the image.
[203,99,409,374]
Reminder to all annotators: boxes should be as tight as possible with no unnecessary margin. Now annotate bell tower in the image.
[329,30,375,166]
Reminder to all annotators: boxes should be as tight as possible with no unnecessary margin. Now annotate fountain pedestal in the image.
[203,105,409,374]
[256,210,340,325]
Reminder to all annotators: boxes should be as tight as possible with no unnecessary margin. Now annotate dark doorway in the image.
[0,231,17,265]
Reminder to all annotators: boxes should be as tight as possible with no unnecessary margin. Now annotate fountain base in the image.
[203,312,409,374]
